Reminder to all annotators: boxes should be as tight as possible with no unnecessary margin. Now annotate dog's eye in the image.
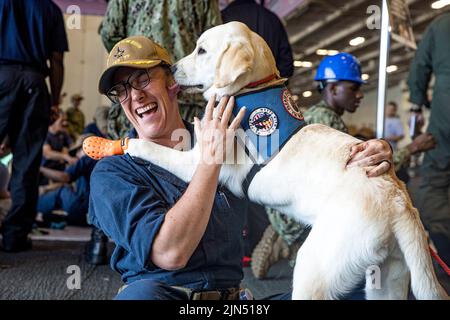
[198,47,206,55]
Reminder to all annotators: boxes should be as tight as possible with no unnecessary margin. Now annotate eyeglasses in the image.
[106,69,151,104]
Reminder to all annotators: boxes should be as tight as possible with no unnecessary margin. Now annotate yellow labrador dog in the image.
[120,22,448,299]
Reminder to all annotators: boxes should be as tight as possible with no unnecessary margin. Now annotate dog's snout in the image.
[171,64,178,74]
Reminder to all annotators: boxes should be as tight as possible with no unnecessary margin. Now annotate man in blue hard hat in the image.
[307,52,365,130]
[252,53,436,289]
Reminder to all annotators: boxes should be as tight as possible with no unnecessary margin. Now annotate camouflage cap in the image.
[98,36,172,94]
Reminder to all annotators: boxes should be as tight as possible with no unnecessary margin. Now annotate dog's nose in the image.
[171,64,178,74]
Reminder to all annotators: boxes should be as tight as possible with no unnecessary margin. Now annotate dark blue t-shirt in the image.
[88,124,248,289]
[0,0,69,75]
[41,131,72,171]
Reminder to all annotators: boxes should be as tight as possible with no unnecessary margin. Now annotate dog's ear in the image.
[214,42,254,89]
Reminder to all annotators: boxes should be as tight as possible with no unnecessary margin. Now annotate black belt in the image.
[172,286,242,300]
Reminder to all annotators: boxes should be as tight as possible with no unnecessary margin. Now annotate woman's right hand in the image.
[194,95,246,166]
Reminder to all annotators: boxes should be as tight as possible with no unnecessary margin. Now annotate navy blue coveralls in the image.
[38,156,97,226]
[88,121,290,300]
[0,0,68,247]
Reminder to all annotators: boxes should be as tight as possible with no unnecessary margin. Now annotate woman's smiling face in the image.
[113,66,181,141]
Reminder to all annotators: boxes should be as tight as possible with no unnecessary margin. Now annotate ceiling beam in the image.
[291,6,440,81]
[288,0,368,45]
[292,0,424,59]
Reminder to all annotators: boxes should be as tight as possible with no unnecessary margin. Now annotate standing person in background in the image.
[66,94,86,141]
[99,0,222,139]
[385,101,407,183]
[221,0,294,79]
[0,0,68,252]
[384,101,405,151]
[407,12,450,265]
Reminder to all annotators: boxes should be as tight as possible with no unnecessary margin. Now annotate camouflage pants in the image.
[266,207,311,246]
[106,102,204,140]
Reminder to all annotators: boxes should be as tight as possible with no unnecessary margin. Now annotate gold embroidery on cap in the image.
[114,47,125,59]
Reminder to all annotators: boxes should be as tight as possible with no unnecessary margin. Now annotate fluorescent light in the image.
[291,95,299,101]
[362,73,370,81]
[327,50,339,56]
[316,49,339,56]
[302,91,312,98]
[294,60,313,68]
[386,65,398,73]
[431,0,450,9]
[349,36,365,46]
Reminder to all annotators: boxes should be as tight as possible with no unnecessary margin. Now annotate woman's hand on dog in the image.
[194,95,245,166]
[346,139,393,177]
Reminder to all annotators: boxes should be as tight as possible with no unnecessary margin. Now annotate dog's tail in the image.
[392,180,448,300]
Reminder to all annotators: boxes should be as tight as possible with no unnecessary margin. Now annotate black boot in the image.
[1,226,32,253]
[1,235,32,253]
[85,227,108,265]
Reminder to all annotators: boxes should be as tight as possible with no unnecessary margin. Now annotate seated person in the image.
[83,106,110,138]
[40,111,77,184]
[37,134,97,226]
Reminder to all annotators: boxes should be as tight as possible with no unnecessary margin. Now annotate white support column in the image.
[376,0,390,139]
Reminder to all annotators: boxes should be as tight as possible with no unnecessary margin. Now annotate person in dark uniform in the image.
[407,13,450,265]
[38,134,97,227]
[0,0,68,252]
[221,0,294,78]
[87,36,393,300]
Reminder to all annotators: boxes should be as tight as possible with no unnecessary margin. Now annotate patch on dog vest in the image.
[234,86,306,164]
[248,108,278,136]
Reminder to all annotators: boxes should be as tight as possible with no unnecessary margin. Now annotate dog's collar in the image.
[245,74,278,88]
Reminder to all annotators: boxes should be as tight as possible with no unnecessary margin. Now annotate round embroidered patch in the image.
[248,107,278,136]
[282,89,304,121]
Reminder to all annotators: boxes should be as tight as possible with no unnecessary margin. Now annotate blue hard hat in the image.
[314,52,366,84]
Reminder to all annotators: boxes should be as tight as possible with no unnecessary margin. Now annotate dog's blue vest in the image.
[233,85,307,195]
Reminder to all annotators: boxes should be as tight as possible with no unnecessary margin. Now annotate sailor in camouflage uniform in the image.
[99,0,222,139]
[66,94,86,141]
[252,52,436,279]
